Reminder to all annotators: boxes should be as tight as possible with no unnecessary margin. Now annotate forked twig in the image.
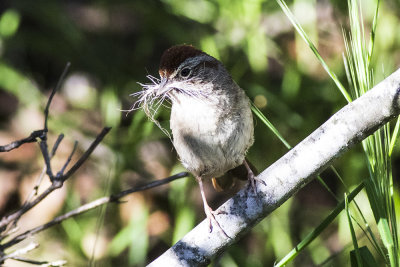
[0,127,111,230]
[0,130,46,152]
[0,63,71,153]
[0,63,113,265]
[0,172,189,250]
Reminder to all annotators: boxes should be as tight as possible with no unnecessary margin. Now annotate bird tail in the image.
[211,159,258,192]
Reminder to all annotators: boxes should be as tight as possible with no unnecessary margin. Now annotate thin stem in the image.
[43,62,70,131]
[0,172,189,250]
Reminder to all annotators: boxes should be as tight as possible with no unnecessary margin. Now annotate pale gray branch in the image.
[148,68,400,266]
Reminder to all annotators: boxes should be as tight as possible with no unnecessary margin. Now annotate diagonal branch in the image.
[0,172,189,250]
[61,127,111,182]
[148,68,400,267]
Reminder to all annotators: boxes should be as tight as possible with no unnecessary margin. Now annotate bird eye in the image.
[180,67,191,78]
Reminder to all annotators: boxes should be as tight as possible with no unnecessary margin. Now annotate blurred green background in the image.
[0,0,399,266]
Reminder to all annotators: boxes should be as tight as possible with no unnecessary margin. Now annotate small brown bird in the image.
[134,45,263,236]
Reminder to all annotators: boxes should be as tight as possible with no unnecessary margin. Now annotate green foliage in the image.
[276,0,351,102]
[343,0,399,265]
[0,9,20,38]
[169,166,196,244]
[109,209,149,266]
[1,0,400,266]
[346,193,362,266]
[275,0,399,266]
[350,246,378,267]
[276,182,364,266]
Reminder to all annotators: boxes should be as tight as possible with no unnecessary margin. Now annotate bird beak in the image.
[156,77,171,96]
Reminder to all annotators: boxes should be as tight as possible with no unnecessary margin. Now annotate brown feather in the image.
[211,159,258,191]
[159,45,205,77]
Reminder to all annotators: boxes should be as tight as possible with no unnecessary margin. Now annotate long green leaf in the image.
[275,182,365,267]
[275,0,351,102]
[251,103,291,149]
[378,219,395,267]
[346,193,362,267]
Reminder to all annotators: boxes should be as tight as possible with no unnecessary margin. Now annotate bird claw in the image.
[215,209,227,215]
[197,176,230,238]
[244,160,266,194]
[204,206,230,238]
[248,171,266,193]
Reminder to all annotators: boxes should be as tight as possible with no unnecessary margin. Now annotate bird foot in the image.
[197,176,230,238]
[204,205,230,238]
[248,171,266,194]
[244,160,266,193]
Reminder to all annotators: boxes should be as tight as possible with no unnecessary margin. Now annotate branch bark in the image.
[148,68,400,266]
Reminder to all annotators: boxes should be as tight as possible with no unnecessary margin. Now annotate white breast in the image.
[170,93,254,179]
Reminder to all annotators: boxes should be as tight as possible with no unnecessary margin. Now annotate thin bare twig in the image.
[50,134,65,157]
[61,127,111,182]
[7,255,66,266]
[58,140,77,177]
[27,134,65,204]
[0,127,111,230]
[0,242,38,262]
[0,62,70,154]
[0,63,113,266]
[0,172,189,250]
[6,133,70,235]
[43,62,70,131]
[0,130,46,152]
[39,140,54,180]
[8,257,49,265]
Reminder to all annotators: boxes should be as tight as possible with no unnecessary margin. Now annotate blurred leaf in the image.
[216,253,239,267]
[62,73,97,109]
[172,206,196,244]
[377,218,395,265]
[0,63,41,107]
[378,218,393,247]
[63,217,83,247]
[101,88,121,128]
[247,30,268,72]
[281,64,301,99]
[169,164,196,244]
[0,9,20,38]
[276,182,364,267]
[109,208,149,266]
[161,0,216,23]
[200,36,220,59]
[389,116,400,156]
[346,193,362,267]
[276,0,351,102]
[268,202,292,260]
[350,246,377,267]
[251,103,291,149]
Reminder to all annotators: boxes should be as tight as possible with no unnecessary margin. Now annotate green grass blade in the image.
[389,116,400,156]
[251,103,291,149]
[275,182,365,267]
[275,0,352,103]
[378,218,396,267]
[367,0,380,64]
[346,193,362,267]
[350,246,378,267]
[252,102,349,201]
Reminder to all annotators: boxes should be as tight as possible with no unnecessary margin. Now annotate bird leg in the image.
[197,176,229,238]
[243,159,266,193]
